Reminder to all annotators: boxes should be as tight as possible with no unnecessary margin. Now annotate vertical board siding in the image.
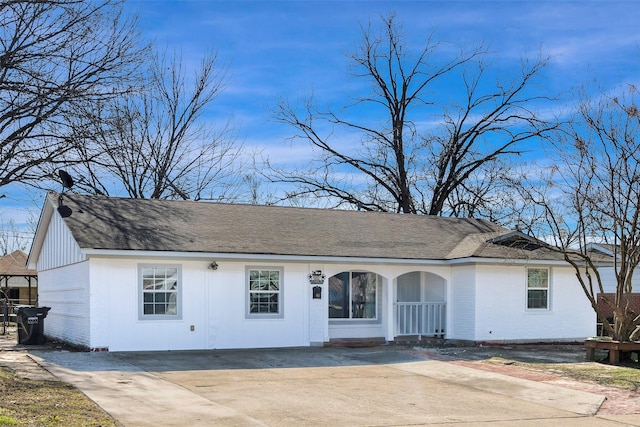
[37,212,85,271]
[597,267,640,294]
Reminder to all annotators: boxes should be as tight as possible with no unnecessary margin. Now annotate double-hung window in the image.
[329,271,378,319]
[247,267,283,318]
[527,268,549,310]
[139,265,181,319]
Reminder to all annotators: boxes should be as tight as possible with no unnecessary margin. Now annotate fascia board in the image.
[80,249,610,268]
[447,257,615,267]
[81,249,451,265]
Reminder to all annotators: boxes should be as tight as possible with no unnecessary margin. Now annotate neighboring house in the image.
[27,192,597,352]
[587,243,640,333]
[0,250,38,309]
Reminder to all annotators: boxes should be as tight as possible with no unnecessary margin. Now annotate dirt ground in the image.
[419,341,596,363]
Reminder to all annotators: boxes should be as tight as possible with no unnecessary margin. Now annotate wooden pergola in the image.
[0,250,37,306]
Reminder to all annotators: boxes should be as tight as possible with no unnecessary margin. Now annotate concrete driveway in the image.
[29,346,640,426]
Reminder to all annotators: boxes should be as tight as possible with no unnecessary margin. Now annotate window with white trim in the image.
[246,267,283,318]
[329,271,378,319]
[139,265,181,319]
[527,268,549,310]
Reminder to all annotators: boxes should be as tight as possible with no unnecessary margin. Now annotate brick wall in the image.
[596,293,640,321]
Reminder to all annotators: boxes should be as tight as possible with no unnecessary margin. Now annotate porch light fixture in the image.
[312,285,322,299]
[208,261,218,270]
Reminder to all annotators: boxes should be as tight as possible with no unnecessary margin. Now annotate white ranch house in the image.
[27,192,596,352]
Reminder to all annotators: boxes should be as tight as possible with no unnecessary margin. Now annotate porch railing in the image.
[394,302,446,338]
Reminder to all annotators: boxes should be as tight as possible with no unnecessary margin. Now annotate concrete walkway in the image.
[23,346,640,426]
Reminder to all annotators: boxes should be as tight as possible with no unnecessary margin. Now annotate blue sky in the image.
[126,1,640,151]
[2,0,640,250]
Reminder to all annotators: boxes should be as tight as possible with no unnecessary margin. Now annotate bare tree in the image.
[66,51,242,200]
[523,85,640,342]
[0,217,27,255]
[0,0,145,189]
[270,14,556,216]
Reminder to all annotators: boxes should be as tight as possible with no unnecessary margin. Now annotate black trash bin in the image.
[14,306,51,345]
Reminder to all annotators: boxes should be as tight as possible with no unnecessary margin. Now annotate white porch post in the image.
[308,266,328,346]
[385,274,395,342]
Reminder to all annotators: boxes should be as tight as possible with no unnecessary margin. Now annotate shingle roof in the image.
[51,192,567,261]
[0,250,37,276]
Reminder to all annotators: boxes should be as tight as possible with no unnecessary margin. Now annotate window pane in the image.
[248,269,281,315]
[528,269,548,288]
[249,270,280,291]
[250,278,266,291]
[250,292,278,313]
[143,304,154,315]
[351,272,376,319]
[141,266,179,318]
[166,279,178,291]
[155,303,166,315]
[167,293,177,314]
[329,272,349,318]
[142,279,155,290]
[528,290,548,309]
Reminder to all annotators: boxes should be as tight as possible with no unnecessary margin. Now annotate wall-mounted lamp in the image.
[208,261,218,270]
[312,285,322,299]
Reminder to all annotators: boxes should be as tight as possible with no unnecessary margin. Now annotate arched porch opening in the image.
[395,271,446,338]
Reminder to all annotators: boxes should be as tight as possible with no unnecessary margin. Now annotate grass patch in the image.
[484,356,640,391]
[0,368,116,426]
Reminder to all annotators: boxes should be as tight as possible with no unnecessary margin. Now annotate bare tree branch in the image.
[269,14,556,217]
[522,84,640,342]
[64,50,243,200]
[0,0,146,188]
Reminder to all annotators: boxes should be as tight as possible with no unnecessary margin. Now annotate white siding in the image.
[37,212,85,271]
[206,261,310,350]
[35,250,598,350]
[89,259,312,351]
[474,264,595,342]
[79,259,460,351]
[98,258,209,351]
[448,265,476,341]
[37,261,91,347]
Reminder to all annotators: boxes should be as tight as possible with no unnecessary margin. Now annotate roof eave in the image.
[79,248,592,267]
